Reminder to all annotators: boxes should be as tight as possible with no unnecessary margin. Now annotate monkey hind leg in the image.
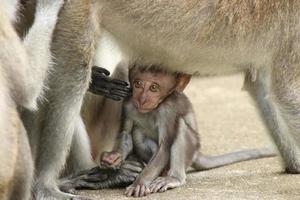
[192,148,276,171]
[244,64,300,173]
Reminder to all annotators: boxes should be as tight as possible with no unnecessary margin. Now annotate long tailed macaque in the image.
[97,65,276,197]
[0,0,64,199]
[16,0,300,199]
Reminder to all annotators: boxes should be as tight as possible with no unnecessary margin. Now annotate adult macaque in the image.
[99,65,276,197]
[0,0,64,199]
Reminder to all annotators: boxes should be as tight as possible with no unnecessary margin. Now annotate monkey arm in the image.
[115,131,133,160]
[88,66,131,101]
[100,118,134,168]
[117,119,134,159]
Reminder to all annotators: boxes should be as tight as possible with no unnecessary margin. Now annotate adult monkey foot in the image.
[33,182,92,200]
[88,66,131,100]
[59,161,143,192]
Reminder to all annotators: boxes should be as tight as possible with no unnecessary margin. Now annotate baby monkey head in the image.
[129,64,191,113]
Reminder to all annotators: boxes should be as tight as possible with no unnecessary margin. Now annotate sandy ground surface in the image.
[80,74,300,200]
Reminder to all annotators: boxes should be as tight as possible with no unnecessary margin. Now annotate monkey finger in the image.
[109,83,131,91]
[152,183,164,193]
[110,90,131,98]
[111,87,131,94]
[150,177,164,185]
[139,185,150,197]
[145,186,151,195]
[150,179,165,193]
[101,152,121,164]
[82,176,107,183]
[125,186,135,197]
[133,185,141,197]
[140,185,146,197]
[92,78,129,89]
[89,81,131,97]
[117,174,136,183]
[92,66,110,76]
[113,157,122,166]
[110,79,129,86]
[159,184,172,193]
[75,181,103,190]
[63,187,77,195]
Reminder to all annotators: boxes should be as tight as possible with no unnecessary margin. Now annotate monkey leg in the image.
[65,117,95,175]
[244,65,300,173]
[149,118,189,193]
[33,0,97,199]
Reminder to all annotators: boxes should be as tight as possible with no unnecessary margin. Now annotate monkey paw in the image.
[124,180,151,197]
[100,151,122,169]
[33,182,91,200]
[285,165,300,174]
[149,176,183,193]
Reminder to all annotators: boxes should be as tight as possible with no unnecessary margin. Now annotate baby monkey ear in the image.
[175,74,192,92]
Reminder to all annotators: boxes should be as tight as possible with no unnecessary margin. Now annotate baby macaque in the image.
[101,65,277,197]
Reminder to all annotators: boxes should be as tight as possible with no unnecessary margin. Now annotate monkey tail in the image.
[192,148,277,171]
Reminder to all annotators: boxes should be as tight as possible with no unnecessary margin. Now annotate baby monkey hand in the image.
[100,151,122,169]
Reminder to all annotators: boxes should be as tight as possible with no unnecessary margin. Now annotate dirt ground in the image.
[80,74,300,200]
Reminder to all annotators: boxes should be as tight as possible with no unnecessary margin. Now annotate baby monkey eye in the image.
[134,80,143,88]
[150,84,160,92]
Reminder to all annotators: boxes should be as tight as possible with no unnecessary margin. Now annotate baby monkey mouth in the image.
[134,102,153,113]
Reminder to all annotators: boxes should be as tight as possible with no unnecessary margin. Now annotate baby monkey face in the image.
[131,72,177,113]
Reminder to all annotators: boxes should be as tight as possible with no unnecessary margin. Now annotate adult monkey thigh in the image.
[96,1,300,173]
[32,0,98,199]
